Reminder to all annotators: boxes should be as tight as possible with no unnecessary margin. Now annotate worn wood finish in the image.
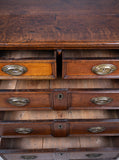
[0,50,56,79]
[1,151,119,160]
[1,89,119,110]
[0,79,119,110]
[63,50,119,79]
[0,110,119,137]
[0,137,119,160]
[0,119,119,137]
[0,0,119,49]
[0,0,119,157]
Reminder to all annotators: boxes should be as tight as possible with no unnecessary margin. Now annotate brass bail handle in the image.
[88,126,105,133]
[2,64,27,76]
[92,64,117,75]
[91,96,113,105]
[15,128,33,134]
[21,155,37,159]
[8,97,30,106]
[86,153,103,158]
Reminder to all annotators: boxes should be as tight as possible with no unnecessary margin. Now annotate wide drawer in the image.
[0,110,119,137]
[62,50,119,79]
[0,137,119,160]
[0,50,56,79]
[1,79,119,110]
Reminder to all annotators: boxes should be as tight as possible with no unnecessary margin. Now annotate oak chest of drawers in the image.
[0,0,119,160]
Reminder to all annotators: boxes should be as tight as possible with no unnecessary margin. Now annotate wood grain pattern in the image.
[0,79,119,110]
[0,0,119,49]
[0,50,56,79]
[0,62,54,78]
[0,110,119,137]
[63,50,119,79]
[63,50,119,58]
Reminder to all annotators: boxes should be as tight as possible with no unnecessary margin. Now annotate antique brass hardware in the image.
[88,126,105,133]
[91,96,113,105]
[8,97,30,106]
[2,64,27,76]
[57,93,64,100]
[86,153,103,158]
[92,64,117,75]
[15,128,33,134]
[21,155,37,159]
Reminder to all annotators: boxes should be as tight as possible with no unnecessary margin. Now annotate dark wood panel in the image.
[62,50,119,58]
[0,119,119,137]
[1,89,119,110]
[0,0,119,49]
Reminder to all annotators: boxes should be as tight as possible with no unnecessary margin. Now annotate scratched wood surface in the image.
[0,0,119,49]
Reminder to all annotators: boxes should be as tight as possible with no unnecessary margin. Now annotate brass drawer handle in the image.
[8,97,30,106]
[15,128,33,134]
[86,153,103,158]
[2,65,27,76]
[91,96,113,105]
[92,64,117,75]
[88,126,105,133]
[21,155,37,159]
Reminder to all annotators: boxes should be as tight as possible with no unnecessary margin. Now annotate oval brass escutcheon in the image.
[21,155,37,159]
[86,153,103,158]
[15,128,33,134]
[88,126,105,133]
[2,64,27,76]
[57,93,64,100]
[8,97,30,107]
[92,64,117,75]
[91,96,113,105]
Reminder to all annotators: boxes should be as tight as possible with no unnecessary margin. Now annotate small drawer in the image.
[62,50,119,79]
[0,137,119,160]
[0,110,119,137]
[0,50,56,79]
[1,79,119,110]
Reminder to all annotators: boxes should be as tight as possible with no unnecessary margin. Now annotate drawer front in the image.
[0,90,119,110]
[0,91,53,110]
[1,151,119,160]
[0,120,119,137]
[63,59,119,79]
[68,90,119,110]
[0,60,56,79]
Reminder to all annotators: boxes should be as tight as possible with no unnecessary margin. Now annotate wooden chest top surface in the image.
[0,0,119,49]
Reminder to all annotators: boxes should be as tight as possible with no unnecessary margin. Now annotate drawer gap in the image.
[0,50,56,60]
[63,49,119,59]
[0,79,119,89]
[0,136,114,149]
[0,110,119,120]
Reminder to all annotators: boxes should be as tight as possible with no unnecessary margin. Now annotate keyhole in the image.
[57,93,64,100]
[59,153,63,156]
[58,124,63,129]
